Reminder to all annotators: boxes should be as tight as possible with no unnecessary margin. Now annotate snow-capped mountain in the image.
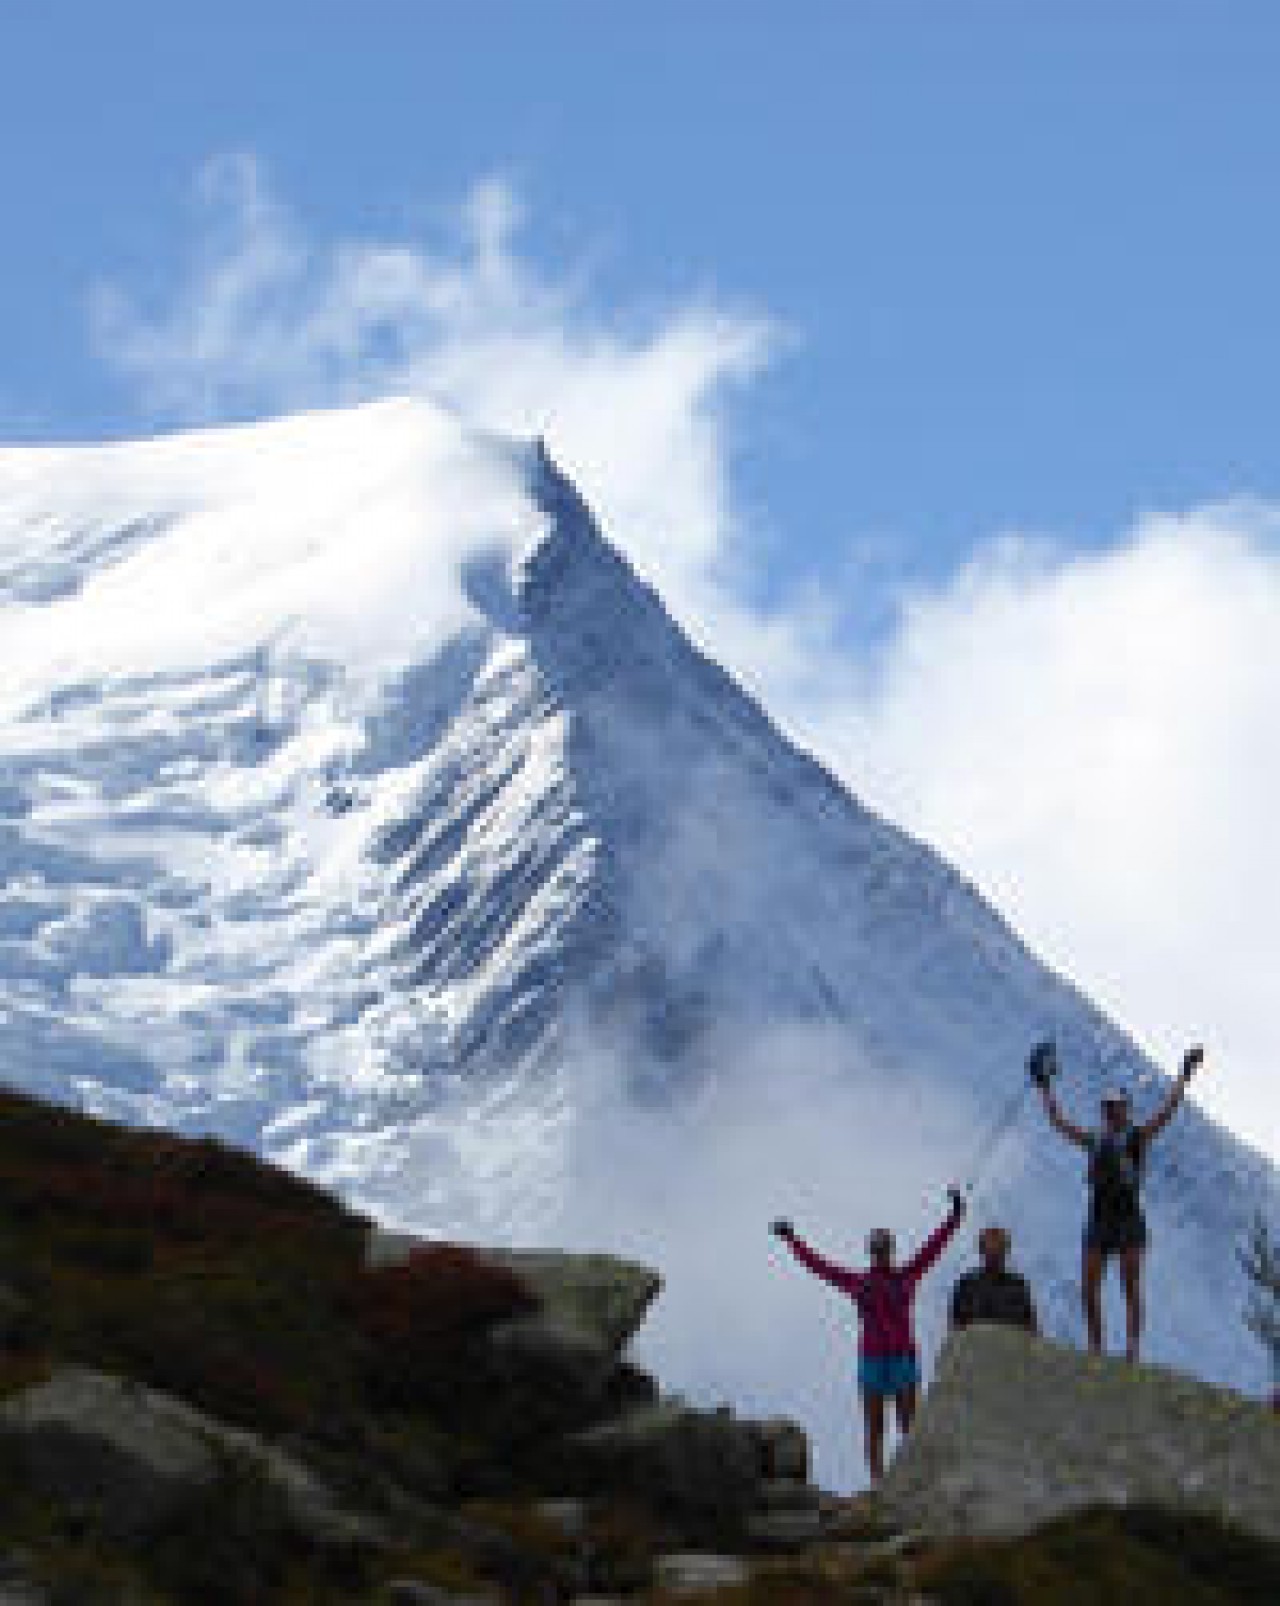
[1,398,1275,1484]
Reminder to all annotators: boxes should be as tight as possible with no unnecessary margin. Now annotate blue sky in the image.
[6,3,1280,583]
[4,3,1279,1153]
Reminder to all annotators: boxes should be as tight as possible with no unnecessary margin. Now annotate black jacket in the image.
[950,1267,1038,1333]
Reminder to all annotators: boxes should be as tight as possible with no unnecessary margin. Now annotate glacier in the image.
[1,396,1275,1487]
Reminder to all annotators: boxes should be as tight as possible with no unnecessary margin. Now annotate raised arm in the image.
[1037,1081,1091,1149]
[1028,1041,1090,1149]
[906,1189,966,1283]
[1140,1045,1204,1143]
[771,1221,861,1295]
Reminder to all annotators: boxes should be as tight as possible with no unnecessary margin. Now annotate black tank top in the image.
[1088,1125,1144,1216]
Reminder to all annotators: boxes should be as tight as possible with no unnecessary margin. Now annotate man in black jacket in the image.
[949,1226,1039,1335]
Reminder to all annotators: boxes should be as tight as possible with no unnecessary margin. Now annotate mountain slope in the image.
[1,398,1275,1485]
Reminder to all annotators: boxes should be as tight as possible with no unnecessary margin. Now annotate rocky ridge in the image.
[0,1082,842,1603]
[0,1083,1277,1604]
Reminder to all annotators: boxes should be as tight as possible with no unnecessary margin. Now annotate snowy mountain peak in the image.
[1,398,552,712]
[1,399,1276,1487]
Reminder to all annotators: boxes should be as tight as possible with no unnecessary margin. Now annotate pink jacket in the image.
[783,1208,962,1359]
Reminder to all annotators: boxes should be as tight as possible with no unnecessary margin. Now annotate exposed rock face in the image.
[366,1228,811,1543]
[0,1074,820,1598]
[879,1326,1280,1543]
[366,1230,662,1354]
[366,1229,672,1463]
[563,1402,764,1534]
[2,1368,212,1536]
[483,1312,620,1420]
[484,1251,662,1354]
[0,1367,377,1547]
[654,1552,750,1594]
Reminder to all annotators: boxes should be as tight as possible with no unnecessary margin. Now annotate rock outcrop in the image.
[366,1230,663,1353]
[4,1083,1277,1603]
[562,1401,764,1532]
[0,1367,378,1548]
[879,1325,1280,1543]
[365,1227,812,1541]
[483,1250,663,1356]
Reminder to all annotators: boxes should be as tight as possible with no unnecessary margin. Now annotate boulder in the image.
[654,1552,750,1594]
[365,1230,662,1357]
[0,1367,377,1547]
[743,1505,826,1551]
[482,1250,662,1356]
[384,1586,500,1606]
[563,1402,761,1534]
[483,1313,617,1421]
[879,1326,1280,1543]
[755,1477,822,1512]
[0,1564,46,1606]
[532,1497,589,1540]
[746,1478,829,1548]
[0,1553,44,1603]
[0,1368,215,1535]
[751,1417,809,1482]
[602,1359,660,1413]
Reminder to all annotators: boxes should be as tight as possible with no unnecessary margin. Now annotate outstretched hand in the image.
[1028,1040,1058,1091]
[771,1218,795,1242]
[1181,1045,1205,1081]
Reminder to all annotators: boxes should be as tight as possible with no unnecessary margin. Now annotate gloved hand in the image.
[948,1187,967,1219]
[1028,1040,1058,1089]
[771,1218,795,1242]
[1181,1045,1205,1081]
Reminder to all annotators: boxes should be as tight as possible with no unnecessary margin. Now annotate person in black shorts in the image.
[1036,1045,1204,1361]
[950,1226,1039,1336]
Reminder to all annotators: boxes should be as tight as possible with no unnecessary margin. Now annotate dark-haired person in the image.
[949,1225,1039,1336]
[1036,1045,1204,1361]
[772,1188,965,1483]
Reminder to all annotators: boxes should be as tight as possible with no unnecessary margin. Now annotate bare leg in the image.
[1121,1246,1145,1362]
[1083,1247,1105,1354]
[893,1384,918,1439]
[862,1391,886,1484]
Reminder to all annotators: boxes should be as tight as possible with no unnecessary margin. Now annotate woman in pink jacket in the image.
[773,1188,965,1482]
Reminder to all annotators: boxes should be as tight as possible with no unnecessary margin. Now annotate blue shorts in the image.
[858,1353,921,1398]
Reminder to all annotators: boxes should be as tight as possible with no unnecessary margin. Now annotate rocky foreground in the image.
[880,1323,1280,1544]
[0,1083,1276,1604]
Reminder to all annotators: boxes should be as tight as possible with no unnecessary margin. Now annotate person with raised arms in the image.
[772,1188,965,1483]
[1033,1041,1205,1362]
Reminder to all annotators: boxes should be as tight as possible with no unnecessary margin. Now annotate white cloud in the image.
[547,1029,985,1493]
[785,510,1280,1159]
[92,156,1280,1163]
[90,153,776,648]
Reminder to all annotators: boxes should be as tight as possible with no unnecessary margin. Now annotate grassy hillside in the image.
[0,1084,537,1442]
[0,1083,1276,1606]
[0,1084,573,1602]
